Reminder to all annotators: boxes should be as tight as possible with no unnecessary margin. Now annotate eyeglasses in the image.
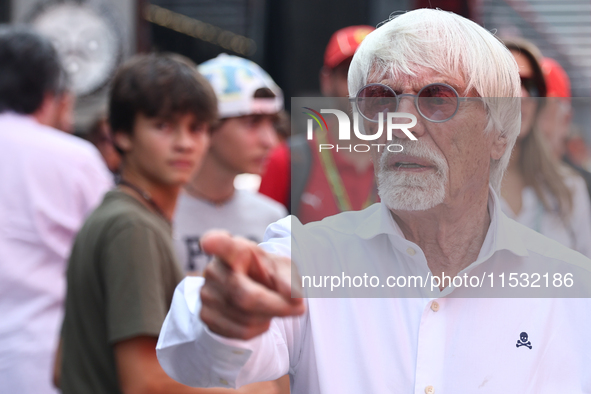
[352,83,466,123]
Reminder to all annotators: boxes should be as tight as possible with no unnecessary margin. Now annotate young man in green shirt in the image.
[58,54,279,394]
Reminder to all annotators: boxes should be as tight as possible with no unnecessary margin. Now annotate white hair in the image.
[348,8,521,192]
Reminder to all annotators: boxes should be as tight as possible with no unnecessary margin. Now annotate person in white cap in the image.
[174,54,288,277]
[172,53,289,393]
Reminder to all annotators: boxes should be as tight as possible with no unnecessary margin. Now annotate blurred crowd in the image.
[0,14,590,394]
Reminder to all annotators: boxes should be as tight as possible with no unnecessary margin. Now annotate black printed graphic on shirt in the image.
[184,235,260,272]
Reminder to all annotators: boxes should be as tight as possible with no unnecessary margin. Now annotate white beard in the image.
[377,140,449,211]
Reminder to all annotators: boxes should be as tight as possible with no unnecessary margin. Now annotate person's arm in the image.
[115,336,280,394]
[157,220,305,389]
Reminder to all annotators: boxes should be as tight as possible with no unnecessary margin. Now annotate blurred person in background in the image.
[173,55,288,393]
[259,25,376,223]
[86,115,122,178]
[566,130,591,171]
[538,57,591,198]
[273,110,291,143]
[176,54,287,276]
[501,37,591,257]
[57,53,276,394]
[538,57,572,161]
[256,110,290,210]
[0,26,112,394]
[38,86,75,134]
[21,38,76,135]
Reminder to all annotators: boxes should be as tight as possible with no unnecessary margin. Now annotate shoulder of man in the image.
[84,191,171,241]
[28,117,101,156]
[5,116,113,196]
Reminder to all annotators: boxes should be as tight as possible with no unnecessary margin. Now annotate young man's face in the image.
[116,112,210,186]
[208,114,278,175]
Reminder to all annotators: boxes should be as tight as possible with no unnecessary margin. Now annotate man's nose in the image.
[391,96,426,139]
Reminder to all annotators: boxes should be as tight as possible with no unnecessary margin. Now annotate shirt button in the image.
[406,247,416,256]
[431,301,440,312]
[425,385,435,394]
[232,350,244,355]
[219,378,229,385]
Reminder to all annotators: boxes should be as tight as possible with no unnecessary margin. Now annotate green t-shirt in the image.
[60,190,184,394]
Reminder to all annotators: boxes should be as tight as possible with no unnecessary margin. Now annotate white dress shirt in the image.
[500,172,591,258]
[157,187,591,394]
[0,113,113,394]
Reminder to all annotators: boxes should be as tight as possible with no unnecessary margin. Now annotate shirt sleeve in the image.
[156,217,303,389]
[104,224,174,343]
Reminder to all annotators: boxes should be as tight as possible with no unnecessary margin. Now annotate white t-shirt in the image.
[173,189,288,273]
[157,187,591,393]
[0,113,113,394]
[501,172,591,258]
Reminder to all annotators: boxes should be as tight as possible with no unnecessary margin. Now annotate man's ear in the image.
[491,132,508,161]
[113,131,133,153]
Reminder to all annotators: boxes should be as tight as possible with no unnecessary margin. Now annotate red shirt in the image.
[259,142,290,208]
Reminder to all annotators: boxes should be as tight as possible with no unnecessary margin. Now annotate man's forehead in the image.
[366,64,467,94]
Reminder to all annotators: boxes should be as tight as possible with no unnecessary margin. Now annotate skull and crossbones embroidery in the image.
[516,332,532,349]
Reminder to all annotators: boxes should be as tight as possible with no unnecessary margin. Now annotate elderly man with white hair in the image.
[156,9,591,393]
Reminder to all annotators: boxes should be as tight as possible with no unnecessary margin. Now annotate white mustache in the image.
[379,139,448,175]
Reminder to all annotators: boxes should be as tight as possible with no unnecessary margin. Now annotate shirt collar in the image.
[355,185,529,259]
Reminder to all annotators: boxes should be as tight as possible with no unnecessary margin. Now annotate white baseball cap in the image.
[198,54,283,119]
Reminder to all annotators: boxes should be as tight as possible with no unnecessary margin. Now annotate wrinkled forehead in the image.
[364,62,469,95]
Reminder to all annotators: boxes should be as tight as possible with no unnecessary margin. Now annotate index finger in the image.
[200,230,258,274]
[225,271,305,318]
[202,231,303,303]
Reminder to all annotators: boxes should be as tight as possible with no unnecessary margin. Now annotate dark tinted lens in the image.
[357,84,397,122]
[418,84,459,121]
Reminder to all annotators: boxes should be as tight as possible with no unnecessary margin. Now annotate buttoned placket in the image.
[386,229,447,393]
[405,246,445,394]
[404,204,497,393]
